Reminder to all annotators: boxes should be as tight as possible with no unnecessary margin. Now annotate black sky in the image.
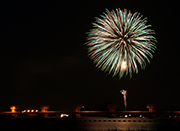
[0,0,179,111]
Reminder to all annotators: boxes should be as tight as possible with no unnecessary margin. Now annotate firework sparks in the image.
[85,8,157,78]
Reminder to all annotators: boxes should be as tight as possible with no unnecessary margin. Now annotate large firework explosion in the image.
[85,8,157,79]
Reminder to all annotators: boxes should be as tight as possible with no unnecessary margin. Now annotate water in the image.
[1,117,180,131]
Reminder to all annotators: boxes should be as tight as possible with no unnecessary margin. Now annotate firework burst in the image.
[85,8,157,78]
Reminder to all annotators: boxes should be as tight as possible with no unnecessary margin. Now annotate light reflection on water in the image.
[1,118,180,131]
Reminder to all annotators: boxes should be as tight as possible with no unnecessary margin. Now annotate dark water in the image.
[1,118,68,131]
[1,118,180,131]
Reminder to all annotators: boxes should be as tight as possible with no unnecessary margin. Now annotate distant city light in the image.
[125,115,128,118]
[10,106,16,113]
[22,109,38,113]
[60,114,69,118]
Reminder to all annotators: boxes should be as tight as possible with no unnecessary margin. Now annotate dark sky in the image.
[0,0,179,111]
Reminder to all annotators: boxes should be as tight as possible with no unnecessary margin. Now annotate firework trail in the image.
[120,89,127,111]
[85,8,157,78]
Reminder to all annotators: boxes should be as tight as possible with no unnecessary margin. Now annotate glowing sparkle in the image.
[121,61,127,70]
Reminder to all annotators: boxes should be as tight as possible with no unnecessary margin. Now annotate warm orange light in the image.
[27,110,30,112]
[40,105,49,112]
[24,110,26,112]
[31,110,34,112]
[10,106,16,113]
[35,110,38,112]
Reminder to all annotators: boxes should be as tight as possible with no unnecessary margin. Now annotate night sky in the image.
[1,0,179,111]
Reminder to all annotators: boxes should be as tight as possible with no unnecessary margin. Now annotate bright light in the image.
[24,110,26,112]
[27,110,30,112]
[31,110,34,112]
[60,114,69,118]
[22,111,24,113]
[10,106,16,112]
[121,61,127,69]
[129,114,131,117]
[35,110,38,112]
[125,115,128,118]
[140,115,142,117]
